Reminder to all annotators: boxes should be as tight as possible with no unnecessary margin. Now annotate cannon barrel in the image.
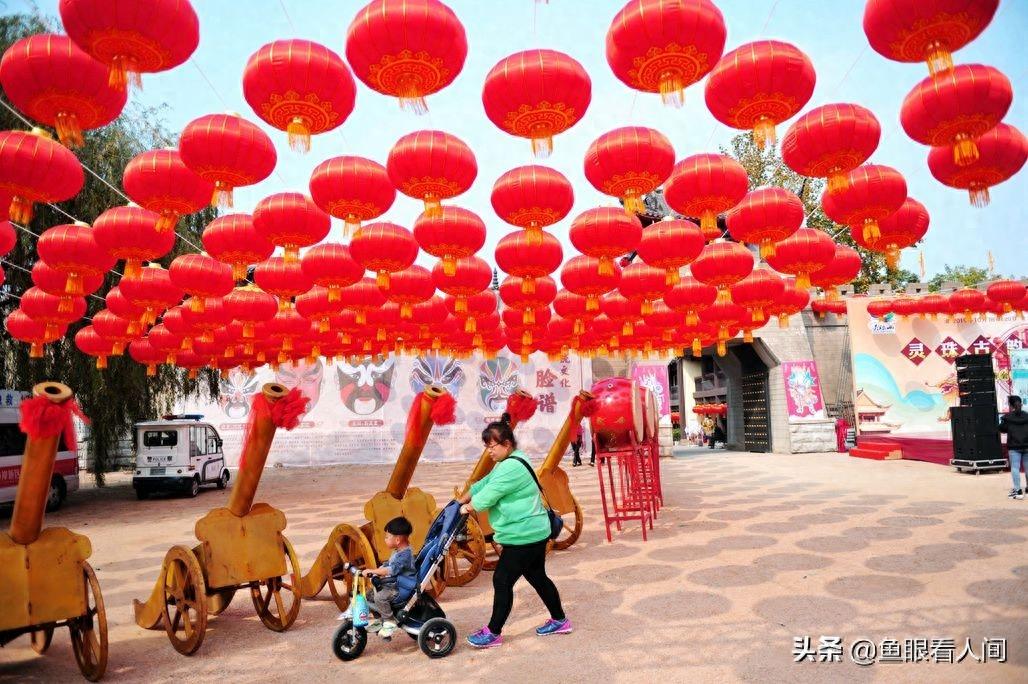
[10,382,73,545]
[458,389,535,496]
[539,390,595,475]
[227,383,289,517]
[385,384,447,499]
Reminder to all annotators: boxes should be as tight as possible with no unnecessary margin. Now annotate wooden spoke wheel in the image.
[443,515,485,586]
[30,626,54,654]
[250,537,301,632]
[424,565,447,600]
[160,545,208,656]
[551,495,584,551]
[326,525,376,612]
[69,562,108,681]
[483,540,502,571]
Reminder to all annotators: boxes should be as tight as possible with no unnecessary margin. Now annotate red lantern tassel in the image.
[212,181,234,209]
[778,314,789,329]
[752,307,765,323]
[759,239,776,259]
[318,319,330,333]
[700,210,719,240]
[376,271,390,289]
[716,288,731,304]
[622,191,644,215]
[232,262,248,281]
[96,356,108,370]
[953,134,978,166]
[422,194,442,219]
[29,342,43,359]
[574,319,584,336]
[455,297,467,314]
[287,116,312,153]
[64,273,83,296]
[968,184,990,208]
[795,273,811,291]
[642,300,653,315]
[400,303,413,319]
[521,330,532,346]
[622,322,633,336]
[521,277,536,295]
[54,111,84,148]
[146,364,156,377]
[665,269,680,286]
[925,42,954,77]
[108,54,141,91]
[155,210,178,233]
[586,295,599,312]
[691,339,701,357]
[523,309,535,325]
[344,214,360,238]
[861,218,881,243]
[686,311,699,326]
[598,256,614,276]
[659,72,685,108]
[752,117,777,150]
[465,317,476,333]
[9,195,34,224]
[530,134,553,159]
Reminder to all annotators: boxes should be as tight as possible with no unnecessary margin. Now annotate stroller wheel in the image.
[332,619,367,661]
[418,617,456,658]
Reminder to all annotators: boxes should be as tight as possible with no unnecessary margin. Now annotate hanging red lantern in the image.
[345,0,467,114]
[918,293,950,320]
[414,206,486,276]
[569,207,642,276]
[123,148,213,232]
[811,299,849,318]
[201,213,274,281]
[6,309,64,358]
[900,64,1011,166]
[889,297,916,320]
[781,103,881,192]
[59,0,198,90]
[691,240,754,303]
[863,0,999,76]
[106,285,147,335]
[253,257,313,311]
[337,277,387,326]
[224,285,278,350]
[169,253,234,313]
[300,243,364,303]
[605,0,726,107]
[182,295,230,344]
[866,300,892,319]
[383,265,434,319]
[553,289,592,336]
[36,221,115,296]
[767,279,810,328]
[252,192,331,263]
[500,275,556,326]
[495,229,562,295]
[309,156,395,236]
[561,254,621,312]
[432,256,491,314]
[387,130,477,217]
[809,244,862,300]
[765,228,836,290]
[0,33,127,147]
[636,219,705,286]
[20,286,85,337]
[600,291,643,338]
[445,290,497,334]
[948,288,987,322]
[584,127,675,213]
[0,129,84,223]
[93,204,174,279]
[242,39,356,153]
[664,153,749,240]
[0,220,14,256]
[179,112,277,208]
[146,323,184,365]
[928,122,1027,207]
[482,49,591,157]
[700,301,747,353]
[726,187,804,258]
[986,280,1025,315]
[30,259,105,313]
[295,286,344,334]
[73,325,115,368]
[349,221,419,289]
[411,296,449,347]
[119,265,183,326]
[642,300,680,344]
[502,306,550,345]
[730,267,785,323]
[93,308,138,354]
[491,165,574,246]
[857,197,929,269]
[821,164,908,243]
[619,262,667,315]
[128,338,164,376]
[704,40,816,148]
[266,309,312,355]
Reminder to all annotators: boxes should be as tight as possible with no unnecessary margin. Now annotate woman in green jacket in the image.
[458,415,571,648]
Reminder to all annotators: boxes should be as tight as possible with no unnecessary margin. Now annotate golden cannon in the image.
[299,385,456,610]
[133,383,307,655]
[0,382,107,681]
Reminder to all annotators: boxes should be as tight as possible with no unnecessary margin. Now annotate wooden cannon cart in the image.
[0,382,107,681]
[133,383,305,655]
[299,385,455,610]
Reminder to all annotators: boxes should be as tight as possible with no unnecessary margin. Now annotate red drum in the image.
[640,386,659,444]
[589,377,644,451]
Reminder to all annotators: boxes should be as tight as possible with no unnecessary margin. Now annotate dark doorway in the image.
[733,344,771,453]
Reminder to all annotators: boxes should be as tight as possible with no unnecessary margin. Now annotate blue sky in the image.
[12,0,1028,279]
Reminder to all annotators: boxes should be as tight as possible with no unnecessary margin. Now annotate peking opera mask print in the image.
[218,369,261,419]
[275,357,325,417]
[478,357,520,412]
[410,354,466,396]
[336,356,395,415]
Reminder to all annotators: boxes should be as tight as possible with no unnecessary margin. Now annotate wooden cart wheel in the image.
[250,537,301,632]
[483,540,502,571]
[443,515,485,586]
[30,626,54,654]
[69,562,108,681]
[551,495,584,551]
[326,524,376,612]
[424,565,447,600]
[160,545,208,656]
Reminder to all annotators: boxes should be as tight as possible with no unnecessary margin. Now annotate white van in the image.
[132,416,229,499]
[0,406,79,511]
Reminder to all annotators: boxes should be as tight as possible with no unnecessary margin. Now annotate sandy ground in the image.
[0,449,1025,683]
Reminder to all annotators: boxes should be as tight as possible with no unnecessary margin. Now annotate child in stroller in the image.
[333,501,469,660]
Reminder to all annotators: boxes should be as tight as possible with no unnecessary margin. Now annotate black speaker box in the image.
[955,353,993,370]
[951,433,1003,462]
[959,390,998,408]
[950,405,1000,435]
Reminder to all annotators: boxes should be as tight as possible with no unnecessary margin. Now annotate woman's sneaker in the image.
[467,627,502,648]
[536,618,573,636]
[1009,489,1024,500]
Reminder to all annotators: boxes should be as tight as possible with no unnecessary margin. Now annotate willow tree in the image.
[0,12,218,485]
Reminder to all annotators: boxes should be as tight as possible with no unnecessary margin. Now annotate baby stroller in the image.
[332,500,468,660]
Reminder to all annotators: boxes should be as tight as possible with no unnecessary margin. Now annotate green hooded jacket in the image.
[469,450,551,546]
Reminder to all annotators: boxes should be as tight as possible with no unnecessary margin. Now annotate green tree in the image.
[925,264,992,292]
[0,12,219,485]
[721,133,919,293]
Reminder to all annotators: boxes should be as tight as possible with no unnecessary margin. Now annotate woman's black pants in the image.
[488,538,565,634]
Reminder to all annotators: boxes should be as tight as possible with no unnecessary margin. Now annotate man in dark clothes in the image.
[999,395,1028,500]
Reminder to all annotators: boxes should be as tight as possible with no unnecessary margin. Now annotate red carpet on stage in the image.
[857,434,957,466]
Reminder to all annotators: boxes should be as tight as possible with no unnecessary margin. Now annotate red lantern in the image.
[863,0,999,76]
[704,40,816,148]
[432,256,491,313]
[337,277,387,325]
[928,122,1027,207]
[811,299,848,318]
[919,293,950,320]
[36,221,115,296]
[766,278,810,328]
[105,285,147,335]
[179,113,277,208]
[309,156,395,236]
[414,206,486,276]
[642,300,680,343]
[561,255,621,313]
[119,265,183,326]
[482,49,591,157]
[383,265,434,319]
[700,301,747,352]
[93,308,138,354]
[345,0,467,114]
[129,338,164,376]
[242,39,356,153]
[300,243,364,303]
[169,253,234,313]
[253,257,313,310]
[296,286,344,333]
[387,130,477,217]
[664,153,749,240]
[495,229,562,295]
[730,267,784,323]
[726,187,804,258]
[20,286,85,337]
[569,207,642,276]
[201,213,274,281]
[809,244,862,299]
[500,275,556,326]
[781,103,881,192]
[445,291,497,334]
[349,222,419,289]
[0,34,127,147]
[605,0,726,107]
[182,296,230,344]
[146,323,184,365]
[0,220,14,256]
[867,300,892,319]
[765,228,836,291]
[491,165,574,246]
[224,286,278,349]
[821,164,908,243]
[73,325,115,368]
[891,296,917,320]
[900,64,1011,166]
[266,309,312,355]
[253,192,331,263]
[553,289,592,336]
[691,240,754,303]
[619,262,667,315]
[0,129,84,223]
[600,291,643,338]
[123,148,213,232]
[636,219,704,286]
[584,127,674,213]
[93,204,173,279]
[6,309,64,358]
[59,0,199,90]
[986,280,1026,315]
[859,197,929,269]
